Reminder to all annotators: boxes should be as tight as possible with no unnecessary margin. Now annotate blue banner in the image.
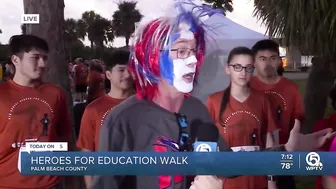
[20,152,335,175]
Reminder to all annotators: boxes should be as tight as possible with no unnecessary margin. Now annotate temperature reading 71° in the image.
[281,162,293,169]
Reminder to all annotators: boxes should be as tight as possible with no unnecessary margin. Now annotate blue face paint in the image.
[159,19,197,85]
[159,50,174,85]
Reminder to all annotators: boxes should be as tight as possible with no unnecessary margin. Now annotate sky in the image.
[0,0,266,47]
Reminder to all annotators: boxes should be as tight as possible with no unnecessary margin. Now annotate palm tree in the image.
[78,11,114,58]
[203,0,234,15]
[79,11,100,54]
[90,17,114,58]
[64,18,86,60]
[112,1,142,47]
[253,0,336,132]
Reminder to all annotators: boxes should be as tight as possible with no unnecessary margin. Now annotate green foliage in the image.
[67,42,115,61]
[112,1,142,46]
[202,0,233,15]
[64,18,84,43]
[253,0,336,58]
[80,11,114,46]
[90,16,114,47]
[80,10,100,43]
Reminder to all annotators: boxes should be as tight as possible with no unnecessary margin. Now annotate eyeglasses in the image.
[229,64,255,73]
[171,48,196,59]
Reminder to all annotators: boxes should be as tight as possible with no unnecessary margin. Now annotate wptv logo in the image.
[21,14,39,24]
[305,152,323,171]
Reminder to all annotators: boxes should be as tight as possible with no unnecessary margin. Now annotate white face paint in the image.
[168,22,197,93]
[172,55,197,93]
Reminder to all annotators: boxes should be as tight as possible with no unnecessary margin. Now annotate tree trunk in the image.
[90,40,94,57]
[66,42,73,61]
[23,0,82,188]
[125,36,130,47]
[99,41,104,59]
[303,57,335,133]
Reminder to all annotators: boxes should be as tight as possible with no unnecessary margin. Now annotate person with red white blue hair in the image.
[128,0,218,100]
[91,0,336,188]
[91,1,229,189]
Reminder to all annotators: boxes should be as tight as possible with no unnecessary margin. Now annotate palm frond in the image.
[254,0,336,58]
[112,1,143,39]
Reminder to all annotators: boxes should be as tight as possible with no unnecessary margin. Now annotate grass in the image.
[291,79,333,189]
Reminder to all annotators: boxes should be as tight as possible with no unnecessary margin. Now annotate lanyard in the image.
[175,113,192,152]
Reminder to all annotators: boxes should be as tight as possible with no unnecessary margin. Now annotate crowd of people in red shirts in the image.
[0,32,335,189]
[0,34,136,189]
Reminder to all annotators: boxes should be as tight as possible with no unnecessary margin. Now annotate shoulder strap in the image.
[175,113,193,151]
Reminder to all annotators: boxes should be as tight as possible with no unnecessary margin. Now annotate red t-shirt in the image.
[0,80,71,189]
[74,63,88,85]
[250,76,305,144]
[313,113,336,189]
[207,89,278,189]
[77,95,126,151]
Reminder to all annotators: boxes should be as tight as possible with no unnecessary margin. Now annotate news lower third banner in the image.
[19,152,335,176]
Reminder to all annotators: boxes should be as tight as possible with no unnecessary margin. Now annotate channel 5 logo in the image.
[195,143,211,152]
[305,152,323,171]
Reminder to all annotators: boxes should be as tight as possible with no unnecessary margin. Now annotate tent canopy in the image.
[205,14,268,53]
[192,14,268,103]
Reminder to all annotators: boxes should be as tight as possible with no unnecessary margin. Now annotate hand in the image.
[322,176,336,189]
[285,119,336,151]
[268,181,277,189]
[189,176,223,189]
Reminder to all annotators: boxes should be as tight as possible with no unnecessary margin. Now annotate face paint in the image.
[159,22,197,93]
[172,55,197,93]
[159,50,174,85]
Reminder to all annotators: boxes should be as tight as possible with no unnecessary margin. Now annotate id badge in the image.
[231,146,260,152]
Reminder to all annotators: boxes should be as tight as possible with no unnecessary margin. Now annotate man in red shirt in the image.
[0,34,72,189]
[77,50,133,188]
[250,39,305,189]
[73,57,88,102]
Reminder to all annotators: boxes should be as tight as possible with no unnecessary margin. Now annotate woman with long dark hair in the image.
[206,47,279,189]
